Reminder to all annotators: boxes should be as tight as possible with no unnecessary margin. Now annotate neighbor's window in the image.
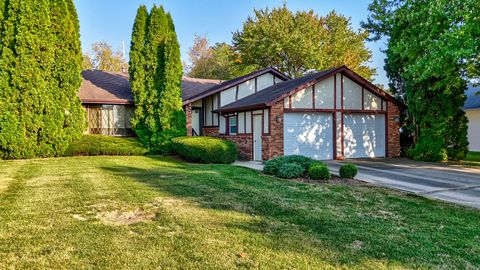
[85,104,134,136]
[229,116,237,135]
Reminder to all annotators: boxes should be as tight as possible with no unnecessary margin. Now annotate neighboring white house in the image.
[465,84,480,152]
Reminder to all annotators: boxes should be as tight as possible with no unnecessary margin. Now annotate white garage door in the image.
[343,114,385,158]
[284,113,333,160]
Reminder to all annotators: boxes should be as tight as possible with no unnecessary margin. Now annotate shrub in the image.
[308,164,331,181]
[171,136,237,164]
[339,164,358,179]
[263,156,286,175]
[283,155,315,172]
[276,163,304,179]
[64,135,148,156]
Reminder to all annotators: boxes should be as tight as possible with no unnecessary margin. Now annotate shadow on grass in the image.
[101,156,480,268]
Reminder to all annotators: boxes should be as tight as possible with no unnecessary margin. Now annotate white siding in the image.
[257,73,275,91]
[237,80,255,100]
[284,112,333,160]
[466,109,480,151]
[220,86,236,107]
[205,97,213,126]
[343,114,385,158]
[284,97,290,108]
[364,90,381,110]
[314,76,335,109]
[192,100,202,107]
[219,116,226,134]
[343,77,363,110]
[212,94,219,126]
[245,111,252,133]
[336,75,342,109]
[291,86,313,109]
[263,109,269,133]
[238,112,245,134]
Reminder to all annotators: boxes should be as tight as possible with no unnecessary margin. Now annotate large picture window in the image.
[84,104,134,136]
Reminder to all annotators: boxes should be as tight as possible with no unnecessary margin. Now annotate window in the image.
[229,116,237,135]
[85,104,134,136]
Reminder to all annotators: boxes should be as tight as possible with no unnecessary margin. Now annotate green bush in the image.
[408,134,448,162]
[172,136,237,164]
[263,156,286,175]
[339,164,358,179]
[276,163,304,179]
[308,164,331,181]
[64,135,148,156]
[283,155,315,172]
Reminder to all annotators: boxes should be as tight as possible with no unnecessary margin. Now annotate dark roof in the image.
[79,70,222,105]
[215,67,340,113]
[79,70,133,104]
[464,84,480,109]
[181,77,223,101]
[182,66,290,105]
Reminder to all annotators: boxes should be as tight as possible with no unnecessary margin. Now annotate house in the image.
[79,66,403,161]
[465,84,480,151]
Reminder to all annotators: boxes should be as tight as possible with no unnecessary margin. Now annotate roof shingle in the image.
[464,84,480,110]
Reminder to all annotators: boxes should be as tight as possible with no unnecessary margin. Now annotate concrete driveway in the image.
[325,159,480,209]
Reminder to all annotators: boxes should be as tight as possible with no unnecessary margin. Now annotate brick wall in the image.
[203,127,219,137]
[184,104,192,136]
[221,135,253,160]
[387,101,402,158]
[262,101,284,160]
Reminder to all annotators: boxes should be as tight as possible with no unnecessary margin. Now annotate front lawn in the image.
[0,156,478,269]
[467,151,480,162]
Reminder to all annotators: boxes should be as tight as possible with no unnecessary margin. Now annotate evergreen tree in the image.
[0,0,85,159]
[130,5,186,153]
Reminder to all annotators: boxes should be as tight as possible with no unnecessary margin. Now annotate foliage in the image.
[186,35,256,80]
[64,135,148,156]
[0,0,85,159]
[283,155,315,173]
[82,53,93,69]
[308,164,331,181]
[362,0,479,161]
[171,136,237,164]
[276,163,304,179]
[263,156,286,175]
[339,164,358,179]
[233,5,375,79]
[85,41,127,72]
[129,5,186,153]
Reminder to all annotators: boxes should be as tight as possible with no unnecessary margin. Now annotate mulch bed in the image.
[291,175,369,186]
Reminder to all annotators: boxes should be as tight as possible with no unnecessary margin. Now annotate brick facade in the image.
[203,127,219,137]
[262,101,284,160]
[221,135,253,160]
[387,101,402,158]
[184,104,192,136]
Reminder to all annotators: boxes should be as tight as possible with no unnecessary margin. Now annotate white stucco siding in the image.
[257,73,275,91]
[343,77,363,110]
[237,80,255,100]
[314,76,335,109]
[291,86,313,109]
[364,91,381,110]
[466,109,480,151]
[220,86,236,107]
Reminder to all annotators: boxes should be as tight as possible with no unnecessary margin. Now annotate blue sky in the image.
[74,0,389,85]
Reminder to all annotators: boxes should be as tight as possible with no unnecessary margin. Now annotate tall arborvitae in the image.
[129,5,149,143]
[130,5,185,153]
[0,0,85,159]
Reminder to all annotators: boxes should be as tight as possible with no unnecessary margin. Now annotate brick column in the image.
[387,101,401,157]
[184,104,192,136]
[263,101,284,160]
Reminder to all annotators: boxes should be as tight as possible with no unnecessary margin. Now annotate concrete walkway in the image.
[325,159,480,209]
[234,158,480,209]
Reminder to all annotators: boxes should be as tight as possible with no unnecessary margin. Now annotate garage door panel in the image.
[344,114,385,158]
[284,113,333,160]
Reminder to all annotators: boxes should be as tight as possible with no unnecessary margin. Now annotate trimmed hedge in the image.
[283,155,315,173]
[339,164,358,179]
[172,136,237,164]
[308,163,331,181]
[276,163,304,179]
[263,156,286,175]
[64,135,148,156]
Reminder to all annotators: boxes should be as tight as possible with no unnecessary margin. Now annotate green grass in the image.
[64,134,148,156]
[466,151,480,162]
[0,156,479,269]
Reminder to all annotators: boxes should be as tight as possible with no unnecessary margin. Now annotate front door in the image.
[253,114,262,161]
[192,109,200,136]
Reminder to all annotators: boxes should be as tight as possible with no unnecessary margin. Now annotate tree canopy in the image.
[83,41,127,72]
[186,35,255,80]
[362,0,479,161]
[129,5,185,153]
[0,0,85,159]
[232,5,375,79]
